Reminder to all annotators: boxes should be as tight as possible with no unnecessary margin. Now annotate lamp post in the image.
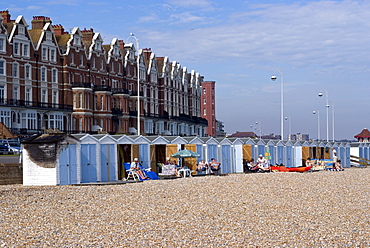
[284,116,291,141]
[271,71,283,140]
[332,103,335,142]
[256,121,262,139]
[318,91,329,142]
[126,33,140,135]
[313,110,320,141]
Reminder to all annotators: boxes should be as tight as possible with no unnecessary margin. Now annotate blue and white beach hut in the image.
[79,134,99,183]
[275,140,285,165]
[185,136,205,164]
[284,140,294,167]
[218,138,233,174]
[98,134,118,182]
[232,138,244,173]
[266,140,276,166]
[134,135,151,169]
[293,141,303,167]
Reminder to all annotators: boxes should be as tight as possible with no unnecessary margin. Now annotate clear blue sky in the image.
[5,0,370,140]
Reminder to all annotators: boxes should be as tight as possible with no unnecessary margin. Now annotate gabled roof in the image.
[228,131,257,138]
[354,128,370,138]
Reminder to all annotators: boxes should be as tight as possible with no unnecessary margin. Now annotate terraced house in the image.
[0,11,208,137]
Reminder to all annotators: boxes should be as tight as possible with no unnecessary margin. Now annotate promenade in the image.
[0,168,369,247]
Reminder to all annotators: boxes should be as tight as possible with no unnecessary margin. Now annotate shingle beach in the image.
[1,168,369,247]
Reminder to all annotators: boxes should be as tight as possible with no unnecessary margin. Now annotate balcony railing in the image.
[112,108,123,116]
[0,98,73,111]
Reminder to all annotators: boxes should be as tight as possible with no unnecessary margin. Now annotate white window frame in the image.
[25,64,31,80]
[52,68,57,83]
[41,67,47,82]
[14,42,20,55]
[12,63,19,78]
[0,38,5,52]
[0,60,5,75]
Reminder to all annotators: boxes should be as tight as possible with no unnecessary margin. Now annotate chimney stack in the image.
[0,10,12,23]
[31,16,51,29]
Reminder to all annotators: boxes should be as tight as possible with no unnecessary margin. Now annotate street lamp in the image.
[126,33,140,135]
[256,121,262,139]
[313,110,320,141]
[318,91,329,142]
[284,116,291,141]
[271,71,283,140]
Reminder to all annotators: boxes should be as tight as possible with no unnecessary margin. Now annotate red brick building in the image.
[201,81,216,137]
[0,11,208,136]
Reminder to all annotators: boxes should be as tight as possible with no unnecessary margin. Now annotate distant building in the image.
[215,120,226,137]
[228,131,257,138]
[288,133,309,141]
[354,128,370,142]
[201,81,216,137]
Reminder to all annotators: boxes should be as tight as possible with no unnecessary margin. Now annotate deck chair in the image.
[123,162,140,181]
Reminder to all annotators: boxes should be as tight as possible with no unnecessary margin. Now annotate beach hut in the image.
[204,137,219,164]
[265,140,276,166]
[79,134,99,183]
[284,140,294,167]
[255,139,266,159]
[23,133,80,186]
[149,136,170,172]
[134,136,151,169]
[294,141,304,167]
[276,140,285,165]
[115,135,135,180]
[185,136,205,167]
[98,134,118,182]
[232,138,244,173]
[218,138,233,174]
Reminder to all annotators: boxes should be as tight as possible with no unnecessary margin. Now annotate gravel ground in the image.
[0,168,369,247]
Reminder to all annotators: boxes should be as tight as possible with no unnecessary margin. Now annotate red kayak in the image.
[270,166,312,172]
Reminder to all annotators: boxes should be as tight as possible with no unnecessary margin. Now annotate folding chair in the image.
[123,162,140,181]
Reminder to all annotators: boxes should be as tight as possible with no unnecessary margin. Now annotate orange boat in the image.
[270,166,312,172]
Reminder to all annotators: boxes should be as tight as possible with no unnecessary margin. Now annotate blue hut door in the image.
[196,144,203,163]
[139,144,150,169]
[221,145,231,174]
[277,146,284,165]
[81,144,97,183]
[208,144,217,163]
[101,144,116,182]
[59,144,77,185]
[286,146,293,167]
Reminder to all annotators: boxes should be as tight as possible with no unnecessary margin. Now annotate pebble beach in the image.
[1,168,369,247]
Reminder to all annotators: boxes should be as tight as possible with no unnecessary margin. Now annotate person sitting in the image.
[247,158,259,172]
[209,158,221,175]
[173,160,183,176]
[130,158,148,179]
[196,160,208,172]
[305,157,313,167]
[256,154,269,171]
[164,157,171,165]
[333,159,344,171]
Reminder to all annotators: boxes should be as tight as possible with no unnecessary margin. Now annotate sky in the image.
[4,0,370,140]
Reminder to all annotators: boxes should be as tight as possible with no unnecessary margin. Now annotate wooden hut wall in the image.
[184,144,197,171]
[150,145,156,172]
[117,144,132,179]
[302,146,310,162]
[166,144,179,164]
[132,144,139,161]
[242,145,253,161]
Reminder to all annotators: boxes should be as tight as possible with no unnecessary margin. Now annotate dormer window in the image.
[74,36,80,46]
[95,42,101,51]
[114,47,119,55]
[19,26,25,34]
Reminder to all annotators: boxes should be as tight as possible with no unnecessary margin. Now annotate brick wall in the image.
[0,163,22,185]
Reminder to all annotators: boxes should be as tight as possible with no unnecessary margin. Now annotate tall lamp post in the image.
[256,121,262,139]
[284,116,291,141]
[271,71,284,140]
[313,110,320,141]
[126,33,140,135]
[318,91,329,142]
